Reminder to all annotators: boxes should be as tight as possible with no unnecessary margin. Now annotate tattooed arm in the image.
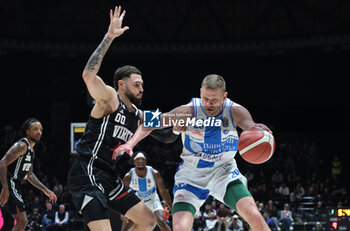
[0,141,27,206]
[82,6,129,118]
[27,166,57,203]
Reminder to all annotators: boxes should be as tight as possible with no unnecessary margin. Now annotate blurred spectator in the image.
[331,156,342,178]
[314,201,326,221]
[244,169,254,182]
[42,202,56,231]
[210,200,217,216]
[30,196,44,214]
[279,183,290,197]
[271,170,284,186]
[258,202,265,215]
[53,204,69,231]
[263,212,278,230]
[296,183,305,198]
[202,203,215,219]
[338,187,349,206]
[52,177,63,198]
[193,210,205,231]
[280,203,293,231]
[216,203,231,231]
[265,200,280,229]
[27,208,42,231]
[162,200,171,227]
[204,212,217,231]
[227,214,243,231]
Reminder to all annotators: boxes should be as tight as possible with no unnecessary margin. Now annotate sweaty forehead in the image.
[201,87,224,98]
[128,74,143,83]
[30,122,42,128]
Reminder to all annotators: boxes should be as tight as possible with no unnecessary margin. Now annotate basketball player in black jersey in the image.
[67,6,178,231]
[0,118,57,231]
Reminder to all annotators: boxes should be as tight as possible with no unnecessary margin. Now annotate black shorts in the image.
[1,179,25,215]
[67,156,140,219]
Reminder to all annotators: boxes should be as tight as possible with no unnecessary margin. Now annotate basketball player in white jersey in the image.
[121,152,172,231]
[113,74,272,231]
[0,118,57,231]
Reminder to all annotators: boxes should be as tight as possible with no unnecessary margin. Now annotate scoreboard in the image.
[70,122,86,154]
[327,208,350,230]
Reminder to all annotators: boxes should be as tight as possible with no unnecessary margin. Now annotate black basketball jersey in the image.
[76,99,141,173]
[7,138,34,183]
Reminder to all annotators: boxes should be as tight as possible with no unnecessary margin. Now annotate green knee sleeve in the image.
[173,202,197,217]
[223,179,252,211]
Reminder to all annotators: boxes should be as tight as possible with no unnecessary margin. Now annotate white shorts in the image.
[142,193,164,212]
[173,159,246,212]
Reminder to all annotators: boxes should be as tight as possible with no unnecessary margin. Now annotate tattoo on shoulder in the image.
[85,37,112,71]
[3,142,27,164]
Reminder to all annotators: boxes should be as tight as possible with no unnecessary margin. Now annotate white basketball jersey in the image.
[129,166,157,203]
[180,98,239,168]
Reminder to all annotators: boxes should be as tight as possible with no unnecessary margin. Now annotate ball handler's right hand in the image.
[106,6,129,39]
[112,143,133,160]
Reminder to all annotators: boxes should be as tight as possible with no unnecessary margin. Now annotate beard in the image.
[136,166,146,171]
[125,88,142,107]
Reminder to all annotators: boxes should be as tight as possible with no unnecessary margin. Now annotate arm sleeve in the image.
[149,127,179,143]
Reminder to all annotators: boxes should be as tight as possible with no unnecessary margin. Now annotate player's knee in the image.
[135,211,156,230]
[173,222,187,231]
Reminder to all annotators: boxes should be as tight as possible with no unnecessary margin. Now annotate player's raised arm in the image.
[82,6,129,105]
[112,103,193,159]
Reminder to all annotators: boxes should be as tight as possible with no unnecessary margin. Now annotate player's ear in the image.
[223,91,228,99]
[118,80,124,90]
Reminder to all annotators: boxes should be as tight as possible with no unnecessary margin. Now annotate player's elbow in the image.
[82,70,95,82]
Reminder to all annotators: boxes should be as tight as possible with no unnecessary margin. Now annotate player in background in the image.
[113,74,272,231]
[0,118,57,231]
[121,152,172,231]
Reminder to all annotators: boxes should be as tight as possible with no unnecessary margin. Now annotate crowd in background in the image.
[0,124,348,231]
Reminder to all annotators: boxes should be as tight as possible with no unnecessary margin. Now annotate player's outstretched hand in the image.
[0,187,9,207]
[254,123,272,134]
[44,189,57,203]
[112,143,133,160]
[106,6,129,39]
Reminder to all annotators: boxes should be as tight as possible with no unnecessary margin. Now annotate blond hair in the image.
[201,74,226,92]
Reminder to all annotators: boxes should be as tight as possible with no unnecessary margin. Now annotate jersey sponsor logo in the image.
[174,194,184,199]
[191,130,203,136]
[199,153,224,162]
[113,125,133,142]
[137,187,156,198]
[143,109,161,128]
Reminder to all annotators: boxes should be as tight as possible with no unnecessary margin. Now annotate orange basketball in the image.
[238,127,275,164]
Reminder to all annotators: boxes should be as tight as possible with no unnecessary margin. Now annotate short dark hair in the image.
[20,118,40,137]
[113,65,142,90]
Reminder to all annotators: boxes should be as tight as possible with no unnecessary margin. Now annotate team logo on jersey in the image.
[143,109,161,128]
[222,117,229,127]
